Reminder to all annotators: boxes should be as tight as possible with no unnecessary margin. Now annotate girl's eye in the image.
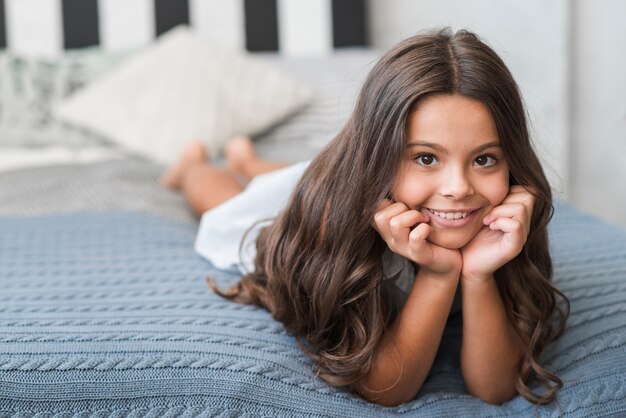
[415,153,439,167]
[474,155,497,167]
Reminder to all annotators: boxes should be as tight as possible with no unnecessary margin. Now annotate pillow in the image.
[54,26,314,164]
[0,48,129,148]
[252,50,380,162]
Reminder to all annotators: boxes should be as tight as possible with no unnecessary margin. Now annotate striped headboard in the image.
[0,0,367,57]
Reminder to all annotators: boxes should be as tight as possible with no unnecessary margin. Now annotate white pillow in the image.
[54,26,313,164]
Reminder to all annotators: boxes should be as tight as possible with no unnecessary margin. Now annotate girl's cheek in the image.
[496,185,509,205]
[492,169,510,205]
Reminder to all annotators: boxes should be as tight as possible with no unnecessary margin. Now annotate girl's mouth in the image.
[421,208,479,228]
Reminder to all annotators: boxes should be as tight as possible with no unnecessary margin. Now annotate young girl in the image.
[163,28,569,407]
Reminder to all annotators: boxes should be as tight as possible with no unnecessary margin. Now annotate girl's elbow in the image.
[354,382,423,407]
[468,386,518,405]
[463,365,520,404]
[359,392,415,407]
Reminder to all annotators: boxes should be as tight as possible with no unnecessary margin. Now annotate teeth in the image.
[431,210,469,220]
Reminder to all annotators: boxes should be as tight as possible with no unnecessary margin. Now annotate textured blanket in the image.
[1,202,625,417]
[0,159,197,224]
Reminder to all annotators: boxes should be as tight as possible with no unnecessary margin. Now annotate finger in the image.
[409,222,430,240]
[409,223,433,264]
[408,223,433,256]
[489,217,526,244]
[372,202,418,248]
[373,201,427,230]
[376,200,409,217]
[388,210,429,249]
[372,198,393,220]
[483,202,528,226]
[507,185,537,197]
[371,200,408,232]
[508,185,533,195]
[389,210,429,234]
[501,186,535,219]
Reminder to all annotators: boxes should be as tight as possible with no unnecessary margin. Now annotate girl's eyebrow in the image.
[472,141,501,153]
[407,140,501,153]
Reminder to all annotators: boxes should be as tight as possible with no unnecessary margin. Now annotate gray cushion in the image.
[0,48,129,148]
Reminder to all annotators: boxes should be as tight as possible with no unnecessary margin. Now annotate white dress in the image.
[194,160,461,314]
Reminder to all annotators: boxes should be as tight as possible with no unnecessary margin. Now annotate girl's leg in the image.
[161,143,244,216]
[162,137,289,216]
[225,136,289,181]
[179,165,244,216]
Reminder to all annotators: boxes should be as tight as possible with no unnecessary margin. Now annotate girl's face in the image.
[392,94,510,250]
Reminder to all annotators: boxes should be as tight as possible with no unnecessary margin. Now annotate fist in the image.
[460,185,535,280]
[372,200,462,277]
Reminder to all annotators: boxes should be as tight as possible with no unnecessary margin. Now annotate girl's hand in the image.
[460,186,535,281]
[372,199,462,277]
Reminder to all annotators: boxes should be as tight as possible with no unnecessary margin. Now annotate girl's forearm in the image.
[355,268,459,406]
[460,274,522,404]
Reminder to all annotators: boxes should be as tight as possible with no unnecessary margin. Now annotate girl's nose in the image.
[440,167,474,199]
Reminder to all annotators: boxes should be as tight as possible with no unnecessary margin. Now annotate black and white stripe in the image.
[63,0,100,49]
[0,0,366,57]
[245,0,279,52]
[0,0,6,49]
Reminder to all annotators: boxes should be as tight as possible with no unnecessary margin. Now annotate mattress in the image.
[1,49,625,417]
[1,203,625,417]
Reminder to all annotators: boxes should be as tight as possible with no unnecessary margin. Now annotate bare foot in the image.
[160,142,208,189]
[225,136,257,180]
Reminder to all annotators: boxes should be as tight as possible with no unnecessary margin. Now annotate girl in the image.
[163,28,569,407]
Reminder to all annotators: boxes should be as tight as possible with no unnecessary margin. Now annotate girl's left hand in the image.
[460,185,535,281]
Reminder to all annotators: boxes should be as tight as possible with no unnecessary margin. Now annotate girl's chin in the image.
[427,230,474,250]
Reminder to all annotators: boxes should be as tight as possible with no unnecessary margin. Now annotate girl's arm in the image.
[460,274,522,404]
[355,267,459,406]
[364,199,463,406]
[458,186,536,403]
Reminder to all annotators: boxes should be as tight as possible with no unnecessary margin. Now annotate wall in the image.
[368,0,626,228]
[571,0,626,227]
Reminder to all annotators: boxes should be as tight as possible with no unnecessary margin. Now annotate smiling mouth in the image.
[424,208,478,220]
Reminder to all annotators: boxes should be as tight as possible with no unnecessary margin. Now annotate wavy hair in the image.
[208,28,570,405]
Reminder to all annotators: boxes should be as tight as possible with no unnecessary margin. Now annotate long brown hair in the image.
[208,28,569,405]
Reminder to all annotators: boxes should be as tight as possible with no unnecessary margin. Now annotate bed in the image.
[1,8,626,418]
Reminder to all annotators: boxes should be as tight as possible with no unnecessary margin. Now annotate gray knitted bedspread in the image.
[0,200,626,418]
[1,157,626,416]
[0,158,198,224]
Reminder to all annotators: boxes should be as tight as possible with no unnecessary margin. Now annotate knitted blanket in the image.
[1,202,625,417]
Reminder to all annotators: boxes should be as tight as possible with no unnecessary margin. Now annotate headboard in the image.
[0,0,367,57]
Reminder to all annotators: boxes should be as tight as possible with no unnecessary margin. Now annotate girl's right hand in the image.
[371,199,462,277]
